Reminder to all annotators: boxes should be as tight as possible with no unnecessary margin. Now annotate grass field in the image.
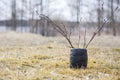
[0,32,120,80]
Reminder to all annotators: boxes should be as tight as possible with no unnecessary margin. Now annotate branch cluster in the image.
[36,6,119,48]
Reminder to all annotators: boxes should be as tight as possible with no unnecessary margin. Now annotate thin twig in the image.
[54,27,74,48]
[54,27,66,37]
[61,22,68,35]
[85,19,107,48]
[61,22,73,48]
[83,26,86,48]
[36,11,74,48]
[36,11,65,35]
[85,6,119,48]
[40,14,66,35]
[69,28,72,40]
[78,18,82,48]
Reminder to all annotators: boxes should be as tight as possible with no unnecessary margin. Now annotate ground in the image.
[0,32,120,80]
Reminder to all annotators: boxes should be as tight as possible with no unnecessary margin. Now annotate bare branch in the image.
[85,4,119,48]
[54,27,66,37]
[83,26,86,48]
[85,18,108,48]
[69,28,72,40]
[61,22,68,35]
[36,11,64,35]
[36,11,74,48]
[78,17,82,48]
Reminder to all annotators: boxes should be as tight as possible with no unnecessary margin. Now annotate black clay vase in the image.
[70,48,88,68]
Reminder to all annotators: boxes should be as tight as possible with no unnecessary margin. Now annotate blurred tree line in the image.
[0,0,120,36]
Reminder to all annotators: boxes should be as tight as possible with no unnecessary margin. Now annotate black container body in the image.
[70,48,88,68]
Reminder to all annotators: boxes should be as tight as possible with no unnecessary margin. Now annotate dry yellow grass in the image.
[0,32,120,80]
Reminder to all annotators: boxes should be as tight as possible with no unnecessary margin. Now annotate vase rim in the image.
[70,48,87,50]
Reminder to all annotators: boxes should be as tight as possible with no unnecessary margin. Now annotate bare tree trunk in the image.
[11,0,17,31]
[97,7,101,36]
[68,0,82,34]
[40,0,45,36]
[29,0,34,33]
[28,0,31,32]
[97,0,103,36]
[106,0,110,34]
[21,0,24,32]
[31,12,35,33]
[44,0,48,36]
[110,0,116,36]
[76,0,80,27]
